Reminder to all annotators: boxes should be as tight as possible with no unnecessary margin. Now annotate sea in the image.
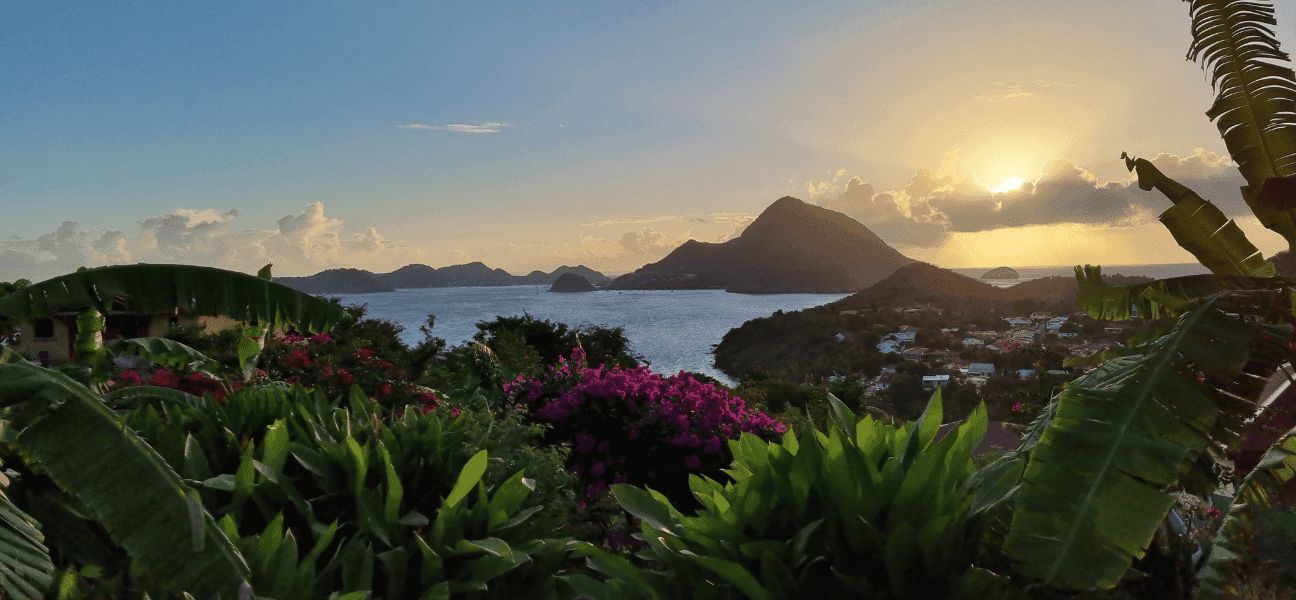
[332,286,851,386]
[333,263,1209,385]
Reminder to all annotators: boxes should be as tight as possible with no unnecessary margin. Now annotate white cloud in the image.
[1,203,421,282]
[401,122,513,133]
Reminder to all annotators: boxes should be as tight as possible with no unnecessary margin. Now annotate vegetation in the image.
[1,2,1295,599]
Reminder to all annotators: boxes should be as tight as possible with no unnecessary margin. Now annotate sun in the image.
[990,176,1027,194]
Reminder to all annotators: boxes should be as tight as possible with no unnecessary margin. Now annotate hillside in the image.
[549,273,596,292]
[832,263,1153,312]
[608,197,915,294]
[275,269,394,294]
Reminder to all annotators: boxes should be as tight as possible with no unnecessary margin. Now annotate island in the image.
[980,266,1020,280]
[549,273,597,293]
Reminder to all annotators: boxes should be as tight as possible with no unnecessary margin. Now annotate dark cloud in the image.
[809,150,1249,248]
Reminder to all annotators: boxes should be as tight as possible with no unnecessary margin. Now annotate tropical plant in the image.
[567,392,1023,600]
[0,264,351,599]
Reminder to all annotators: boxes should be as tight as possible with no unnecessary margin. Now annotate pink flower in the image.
[1208,507,1221,517]
[311,333,331,345]
[151,369,180,388]
[120,370,142,385]
[684,455,701,469]
[591,462,606,477]
[380,384,392,396]
[1011,402,1024,412]
[575,433,596,453]
[338,369,355,385]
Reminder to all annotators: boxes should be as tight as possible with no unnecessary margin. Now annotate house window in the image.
[34,318,55,339]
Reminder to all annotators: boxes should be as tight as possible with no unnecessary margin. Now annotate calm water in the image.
[950,263,1211,288]
[332,287,851,385]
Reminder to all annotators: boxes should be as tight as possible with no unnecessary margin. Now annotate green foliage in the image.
[1001,295,1294,590]
[575,392,1009,599]
[1200,425,1296,598]
[0,360,251,598]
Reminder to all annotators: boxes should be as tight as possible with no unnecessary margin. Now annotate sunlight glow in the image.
[990,176,1027,194]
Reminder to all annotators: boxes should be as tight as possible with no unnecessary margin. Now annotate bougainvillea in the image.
[261,332,438,411]
[505,347,786,513]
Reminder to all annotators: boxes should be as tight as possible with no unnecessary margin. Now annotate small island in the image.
[980,266,1020,280]
[549,273,597,293]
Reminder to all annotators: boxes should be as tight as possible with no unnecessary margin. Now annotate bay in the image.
[332,286,851,386]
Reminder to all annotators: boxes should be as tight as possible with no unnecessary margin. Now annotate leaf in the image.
[1199,425,1296,598]
[487,470,533,529]
[611,485,681,537]
[1001,296,1292,590]
[106,337,219,372]
[684,552,771,600]
[0,361,250,597]
[0,264,347,334]
[1186,0,1296,189]
[1074,265,1296,321]
[0,487,54,600]
[445,450,488,510]
[1122,156,1276,276]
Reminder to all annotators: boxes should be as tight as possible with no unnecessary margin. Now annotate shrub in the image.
[505,348,787,516]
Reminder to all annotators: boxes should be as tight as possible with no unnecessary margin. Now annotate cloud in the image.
[619,227,690,256]
[400,122,512,133]
[1,203,421,282]
[805,149,1249,250]
[974,79,1074,101]
[579,215,703,228]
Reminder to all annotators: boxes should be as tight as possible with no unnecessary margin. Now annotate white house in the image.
[967,362,995,377]
[922,374,951,390]
[892,329,917,342]
[962,337,984,347]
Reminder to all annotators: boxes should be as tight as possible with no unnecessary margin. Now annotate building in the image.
[877,339,904,354]
[967,362,996,377]
[922,374,950,390]
[12,301,247,365]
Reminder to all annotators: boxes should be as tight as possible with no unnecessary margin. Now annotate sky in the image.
[3,0,1296,282]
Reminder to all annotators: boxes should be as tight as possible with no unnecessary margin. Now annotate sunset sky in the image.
[4,0,1296,282]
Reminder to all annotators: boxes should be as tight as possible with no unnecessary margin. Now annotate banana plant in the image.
[0,263,349,379]
[0,356,252,599]
[997,293,1295,589]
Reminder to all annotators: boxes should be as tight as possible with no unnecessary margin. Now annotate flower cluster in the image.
[506,348,786,510]
[113,368,230,401]
[262,331,432,411]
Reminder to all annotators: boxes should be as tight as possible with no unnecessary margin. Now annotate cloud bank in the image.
[1,203,422,282]
[399,122,512,133]
[807,148,1247,249]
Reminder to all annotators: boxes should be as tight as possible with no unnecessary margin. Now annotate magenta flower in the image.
[311,333,331,345]
[120,370,142,385]
[575,433,596,453]
[151,369,180,388]
[684,455,701,469]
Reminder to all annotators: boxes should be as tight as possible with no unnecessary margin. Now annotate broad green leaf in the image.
[1122,156,1276,276]
[611,485,681,537]
[1002,296,1292,590]
[445,450,487,509]
[0,264,347,334]
[0,361,250,598]
[106,337,219,372]
[487,470,533,529]
[685,553,771,600]
[261,419,290,476]
[0,488,54,600]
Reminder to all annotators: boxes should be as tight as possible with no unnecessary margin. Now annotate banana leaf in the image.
[1186,0,1296,248]
[1073,264,1296,321]
[107,337,221,372]
[1000,295,1293,590]
[1198,424,1296,598]
[0,264,346,334]
[0,482,54,600]
[0,361,251,597]
[1123,155,1275,277]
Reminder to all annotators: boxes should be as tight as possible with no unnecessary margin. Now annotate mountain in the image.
[281,263,615,294]
[607,197,916,294]
[831,262,1155,311]
[275,269,394,295]
[375,262,515,288]
[516,265,612,286]
[549,273,597,292]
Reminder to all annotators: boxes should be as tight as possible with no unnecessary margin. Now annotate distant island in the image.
[980,266,1019,279]
[275,264,612,295]
[608,196,915,294]
[549,273,596,293]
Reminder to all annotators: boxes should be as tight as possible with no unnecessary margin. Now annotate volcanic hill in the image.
[608,196,916,294]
